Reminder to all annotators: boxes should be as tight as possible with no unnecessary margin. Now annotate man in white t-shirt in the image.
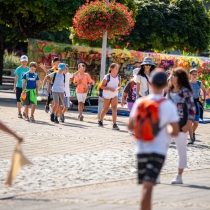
[128,71,179,210]
[60,64,81,122]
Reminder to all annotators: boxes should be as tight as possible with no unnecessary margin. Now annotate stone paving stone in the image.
[0,92,210,209]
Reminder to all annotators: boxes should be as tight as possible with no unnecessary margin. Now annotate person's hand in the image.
[14,87,16,93]
[202,100,206,106]
[22,90,25,93]
[15,135,23,143]
[109,88,115,92]
[116,86,122,91]
[39,63,47,72]
[182,124,189,133]
[77,80,82,85]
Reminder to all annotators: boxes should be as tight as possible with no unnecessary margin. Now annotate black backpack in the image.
[99,74,120,97]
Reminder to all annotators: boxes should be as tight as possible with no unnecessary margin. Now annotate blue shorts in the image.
[194,101,200,122]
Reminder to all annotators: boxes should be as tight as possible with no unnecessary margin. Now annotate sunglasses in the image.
[145,64,151,66]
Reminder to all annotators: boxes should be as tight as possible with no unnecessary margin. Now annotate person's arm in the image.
[36,76,39,96]
[14,75,18,93]
[201,82,206,105]
[101,79,115,92]
[182,90,196,132]
[22,79,26,92]
[39,63,48,73]
[72,69,81,78]
[167,122,179,137]
[121,92,128,107]
[42,75,51,89]
[0,121,23,143]
[136,82,140,99]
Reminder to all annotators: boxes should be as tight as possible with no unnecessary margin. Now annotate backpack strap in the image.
[52,73,57,84]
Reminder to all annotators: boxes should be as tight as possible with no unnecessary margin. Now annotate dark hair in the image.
[108,63,118,73]
[77,62,88,70]
[29,62,37,68]
[170,67,193,93]
[137,65,155,76]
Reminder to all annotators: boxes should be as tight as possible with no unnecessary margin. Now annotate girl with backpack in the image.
[168,68,196,184]
[98,63,121,130]
[134,57,156,98]
[188,68,206,144]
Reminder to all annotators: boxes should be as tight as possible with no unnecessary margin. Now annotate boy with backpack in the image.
[60,64,81,122]
[21,62,39,122]
[128,71,179,210]
[14,55,30,118]
[42,57,60,113]
[45,63,66,123]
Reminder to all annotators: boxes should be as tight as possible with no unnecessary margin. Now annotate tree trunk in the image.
[0,36,5,85]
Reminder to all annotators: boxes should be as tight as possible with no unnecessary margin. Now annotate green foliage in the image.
[0,0,86,38]
[3,52,20,69]
[38,30,72,44]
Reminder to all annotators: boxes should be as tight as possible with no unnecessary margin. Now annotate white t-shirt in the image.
[64,73,73,97]
[134,74,152,96]
[130,94,179,156]
[103,74,119,99]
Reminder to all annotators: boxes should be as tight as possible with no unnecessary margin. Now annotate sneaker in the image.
[30,116,35,123]
[60,117,64,123]
[188,139,194,145]
[193,133,196,141]
[54,116,59,124]
[23,112,26,118]
[171,175,183,184]
[45,105,49,113]
[18,113,23,118]
[128,130,134,135]
[62,113,65,121]
[98,120,103,127]
[79,115,84,121]
[50,113,55,122]
[25,116,30,121]
[113,124,120,130]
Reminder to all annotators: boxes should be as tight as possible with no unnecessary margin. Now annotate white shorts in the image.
[77,93,87,103]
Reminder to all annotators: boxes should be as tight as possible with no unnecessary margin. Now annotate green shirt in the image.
[14,66,30,88]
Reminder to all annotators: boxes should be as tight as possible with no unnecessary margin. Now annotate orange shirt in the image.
[74,73,92,94]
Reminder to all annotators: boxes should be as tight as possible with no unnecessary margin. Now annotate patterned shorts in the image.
[137,153,165,184]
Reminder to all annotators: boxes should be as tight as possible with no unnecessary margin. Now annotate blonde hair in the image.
[108,63,118,73]
[29,62,37,68]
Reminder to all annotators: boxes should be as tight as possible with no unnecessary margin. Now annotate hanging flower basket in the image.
[72,0,135,41]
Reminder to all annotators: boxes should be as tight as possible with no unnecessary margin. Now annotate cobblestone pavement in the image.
[0,92,210,204]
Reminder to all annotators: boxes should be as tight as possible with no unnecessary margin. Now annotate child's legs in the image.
[141,181,154,210]
[16,87,22,112]
[100,98,111,121]
[111,97,118,124]
[78,103,83,115]
[31,104,36,116]
[58,93,64,116]
[62,97,70,114]
[25,105,29,117]
[174,132,188,173]
[77,94,87,115]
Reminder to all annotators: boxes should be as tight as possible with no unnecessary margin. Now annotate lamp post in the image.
[98,0,109,119]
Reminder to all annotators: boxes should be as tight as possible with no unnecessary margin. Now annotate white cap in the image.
[133,68,140,77]
[20,55,28,62]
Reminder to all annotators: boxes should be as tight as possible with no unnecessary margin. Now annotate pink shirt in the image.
[74,73,92,94]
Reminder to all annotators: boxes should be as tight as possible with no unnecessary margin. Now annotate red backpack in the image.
[133,98,165,141]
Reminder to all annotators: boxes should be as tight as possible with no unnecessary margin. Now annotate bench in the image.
[2,76,15,84]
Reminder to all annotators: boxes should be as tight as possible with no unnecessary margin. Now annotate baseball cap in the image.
[20,55,28,62]
[190,68,198,74]
[53,57,60,63]
[58,63,66,71]
[151,71,167,87]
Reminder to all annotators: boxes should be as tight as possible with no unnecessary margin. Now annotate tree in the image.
[125,0,210,52]
[0,0,86,84]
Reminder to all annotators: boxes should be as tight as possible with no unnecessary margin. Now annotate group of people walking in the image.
[10,55,206,210]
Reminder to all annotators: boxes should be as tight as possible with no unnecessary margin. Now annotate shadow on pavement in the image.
[162,183,210,190]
